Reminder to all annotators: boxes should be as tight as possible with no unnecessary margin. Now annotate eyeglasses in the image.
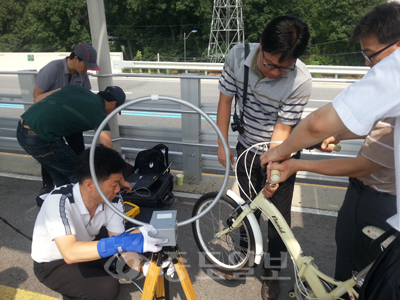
[361,40,399,63]
[262,50,296,73]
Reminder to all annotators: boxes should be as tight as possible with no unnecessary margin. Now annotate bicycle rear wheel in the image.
[192,192,256,273]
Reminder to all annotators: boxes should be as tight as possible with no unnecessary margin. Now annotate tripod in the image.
[141,245,197,300]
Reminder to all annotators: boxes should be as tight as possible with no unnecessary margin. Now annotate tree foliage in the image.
[0,0,386,65]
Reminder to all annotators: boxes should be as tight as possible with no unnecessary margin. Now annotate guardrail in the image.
[0,71,362,184]
[112,60,369,78]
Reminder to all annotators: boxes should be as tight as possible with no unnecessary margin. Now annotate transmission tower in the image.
[208,0,245,63]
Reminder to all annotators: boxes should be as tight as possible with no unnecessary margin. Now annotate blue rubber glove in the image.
[97,225,168,258]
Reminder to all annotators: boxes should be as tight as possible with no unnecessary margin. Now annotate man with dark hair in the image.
[260,3,400,300]
[217,15,311,300]
[31,145,170,300]
[33,43,99,99]
[33,43,100,199]
[17,85,131,194]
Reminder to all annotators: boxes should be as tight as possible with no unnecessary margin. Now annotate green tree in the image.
[243,0,385,65]
[0,0,28,51]
[20,0,91,51]
[0,0,388,65]
[105,0,212,61]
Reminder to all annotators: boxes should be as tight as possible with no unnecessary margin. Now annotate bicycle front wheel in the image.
[192,192,256,273]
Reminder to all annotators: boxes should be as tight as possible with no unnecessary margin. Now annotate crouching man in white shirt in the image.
[32,145,173,300]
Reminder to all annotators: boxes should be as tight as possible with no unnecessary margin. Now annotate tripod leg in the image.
[141,254,163,300]
[175,255,197,300]
[155,274,168,300]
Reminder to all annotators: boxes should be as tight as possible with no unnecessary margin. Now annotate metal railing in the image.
[0,71,363,184]
[112,60,368,79]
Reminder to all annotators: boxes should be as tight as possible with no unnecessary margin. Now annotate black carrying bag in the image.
[134,144,170,174]
[359,233,400,300]
[123,144,174,208]
[122,172,175,208]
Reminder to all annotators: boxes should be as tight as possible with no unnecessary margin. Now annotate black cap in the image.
[99,86,126,107]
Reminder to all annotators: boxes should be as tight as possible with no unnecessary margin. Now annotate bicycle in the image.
[191,142,388,300]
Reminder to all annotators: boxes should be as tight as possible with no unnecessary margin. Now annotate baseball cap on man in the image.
[98,86,126,107]
[74,43,100,70]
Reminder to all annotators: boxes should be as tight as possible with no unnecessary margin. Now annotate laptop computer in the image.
[129,173,161,189]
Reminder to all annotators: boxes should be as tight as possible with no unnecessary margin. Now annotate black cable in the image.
[0,215,32,241]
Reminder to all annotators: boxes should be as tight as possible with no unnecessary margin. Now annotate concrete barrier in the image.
[0,52,124,73]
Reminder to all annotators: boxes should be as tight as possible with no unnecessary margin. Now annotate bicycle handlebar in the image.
[269,143,341,183]
[270,162,281,183]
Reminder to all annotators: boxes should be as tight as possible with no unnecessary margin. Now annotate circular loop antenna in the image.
[89,95,230,227]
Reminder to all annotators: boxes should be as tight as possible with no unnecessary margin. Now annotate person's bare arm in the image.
[99,130,113,148]
[334,131,366,141]
[268,154,381,183]
[54,235,100,264]
[33,88,61,103]
[269,120,292,151]
[55,229,141,264]
[33,86,45,98]
[217,92,235,169]
[260,103,350,167]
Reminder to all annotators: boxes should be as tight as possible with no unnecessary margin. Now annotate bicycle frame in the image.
[216,189,362,299]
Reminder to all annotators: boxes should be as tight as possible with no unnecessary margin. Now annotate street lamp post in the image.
[184,30,197,62]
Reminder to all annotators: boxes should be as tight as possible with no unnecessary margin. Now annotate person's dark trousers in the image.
[34,259,120,300]
[40,132,84,190]
[65,132,85,156]
[236,142,299,270]
[334,178,396,282]
[16,121,78,187]
[358,234,400,300]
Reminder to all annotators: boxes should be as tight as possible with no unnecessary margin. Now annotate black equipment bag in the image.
[359,233,400,300]
[134,144,170,174]
[122,172,175,208]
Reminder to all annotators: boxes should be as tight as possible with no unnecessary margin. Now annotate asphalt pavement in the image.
[0,172,343,300]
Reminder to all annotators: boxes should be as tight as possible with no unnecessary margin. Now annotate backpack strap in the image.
[240,43,250,125]
[233,43,250,133]
[370,227,399,249]
[152,144,169,172]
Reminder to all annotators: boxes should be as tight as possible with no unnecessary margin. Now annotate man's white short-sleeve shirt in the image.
[333,49,400,135]
[332,48,400,230]
[31,184,124,263]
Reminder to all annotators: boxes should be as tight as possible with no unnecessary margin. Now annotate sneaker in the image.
[261,269,280,300]
[36,184,53,207]
[39,183,54,195]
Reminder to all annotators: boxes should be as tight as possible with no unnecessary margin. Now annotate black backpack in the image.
[359,231,400,300]
[134,144,170,174]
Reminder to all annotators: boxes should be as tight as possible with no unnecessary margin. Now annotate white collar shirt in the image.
[333,48,400,230]
[31,183,124,263]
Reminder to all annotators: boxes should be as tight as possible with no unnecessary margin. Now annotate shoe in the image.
[261,269,280,300]
[39,183,54,195]
[36,195,44,207]
[36,184,54,207]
